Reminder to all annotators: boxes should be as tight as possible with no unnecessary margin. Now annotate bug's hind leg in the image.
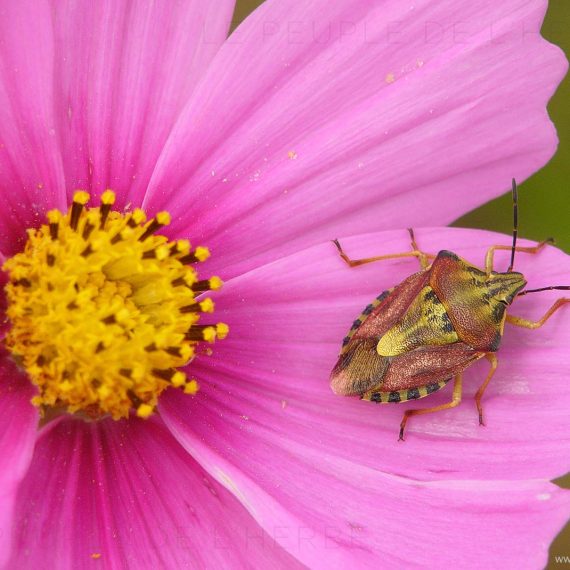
[399,374,462,441]
[475,353,498,426]
[506,298,570,329]
[333,229,435,270]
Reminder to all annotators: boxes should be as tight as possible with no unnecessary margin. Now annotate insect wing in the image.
[331,270,429,396]
[374,343,483,394]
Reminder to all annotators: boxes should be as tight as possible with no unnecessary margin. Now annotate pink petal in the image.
[50,0,235,208]
[0,0,67,254]
[0,357,38,567]
[145,0,566,279]
[0,0,235,255]
[161,227,570,568]
[9,415,301,569]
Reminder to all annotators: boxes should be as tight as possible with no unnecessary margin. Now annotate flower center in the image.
[3,191,227,420]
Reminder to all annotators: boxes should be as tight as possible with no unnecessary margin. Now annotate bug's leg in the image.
[333,235,435,269]
[398,374,462,441]
[474,353,498,426]
[506,298,570,329]
[484,238,554,274]
[407,228,431,270]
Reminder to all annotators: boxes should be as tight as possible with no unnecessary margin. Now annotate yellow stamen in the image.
[209,276,223,291]
[3,191,228,420]
[194,246,210,262]
[73,190,90,205]
[199,299,215,313]
[184,379,199,395]
[136,404,154,419]
[216,323,230,340]
[101,189,116,205]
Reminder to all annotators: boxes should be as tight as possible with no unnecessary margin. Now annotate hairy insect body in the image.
[331,250,526,404]
[331,181,568,439]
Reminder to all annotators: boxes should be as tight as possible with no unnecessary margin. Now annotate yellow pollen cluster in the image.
[3,190,228,420]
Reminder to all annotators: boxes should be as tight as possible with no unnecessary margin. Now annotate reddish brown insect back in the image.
[330,180,569,440]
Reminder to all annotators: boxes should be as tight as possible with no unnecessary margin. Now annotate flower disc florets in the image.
[3,191,227,420]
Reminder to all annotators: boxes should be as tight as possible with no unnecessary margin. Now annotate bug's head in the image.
[487,270,527,308]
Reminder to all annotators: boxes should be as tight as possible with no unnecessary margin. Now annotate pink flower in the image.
[0,1,567,568]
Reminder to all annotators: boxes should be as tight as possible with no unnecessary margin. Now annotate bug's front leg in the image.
[484,238,553,274]
[506,298,570,329]
[398,374,463,441]
[406,228,433,270]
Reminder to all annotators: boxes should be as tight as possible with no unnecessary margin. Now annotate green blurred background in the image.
[234,1,569,565]
[455,1,570,253]
[234,0,570,252]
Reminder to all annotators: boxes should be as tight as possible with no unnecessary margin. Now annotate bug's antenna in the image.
[507,178,518,272]
[518,285,570,297]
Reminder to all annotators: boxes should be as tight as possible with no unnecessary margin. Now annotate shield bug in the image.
[330,179,569,440]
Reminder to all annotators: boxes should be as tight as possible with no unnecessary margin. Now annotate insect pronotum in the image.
[330,180,569,440]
